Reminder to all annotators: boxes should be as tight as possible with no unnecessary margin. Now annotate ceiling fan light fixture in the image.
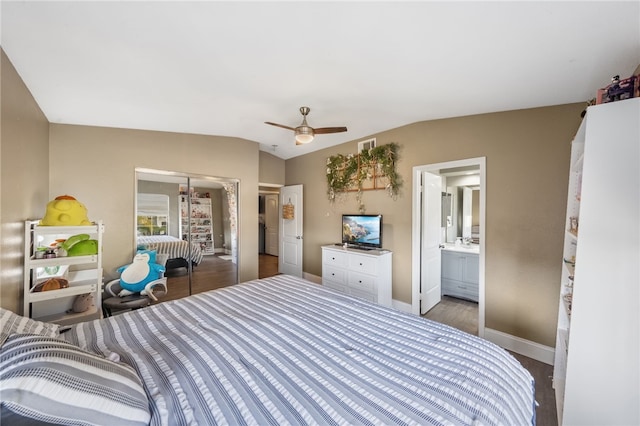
[295,127,314,144]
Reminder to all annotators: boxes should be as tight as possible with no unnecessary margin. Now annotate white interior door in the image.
[421,171,442,314]
[264,194,279,256]
[279,185,303,277]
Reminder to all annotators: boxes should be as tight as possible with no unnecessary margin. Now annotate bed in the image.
[137,235,204,266]
[1,275,535,425]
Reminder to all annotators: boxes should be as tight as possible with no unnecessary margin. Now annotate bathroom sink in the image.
[441,243,480,253]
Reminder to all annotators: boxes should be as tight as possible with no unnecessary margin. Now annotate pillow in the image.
[0,307,60,346]
[0,334,150,426]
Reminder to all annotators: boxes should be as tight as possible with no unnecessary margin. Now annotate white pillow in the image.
[0,307,60,346]
[0,333,151,426]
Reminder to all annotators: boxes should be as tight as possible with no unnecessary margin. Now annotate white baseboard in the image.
[303,272,322,284]
[392,299,412,313]
[484,328,555,365]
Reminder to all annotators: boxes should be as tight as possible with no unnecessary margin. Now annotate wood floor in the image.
[423,296,558,426]
[259,253,279,278]
[158,253,278,303]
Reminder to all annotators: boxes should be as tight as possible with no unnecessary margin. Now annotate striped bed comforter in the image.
[137,235,204,265]
[65,275,535,426]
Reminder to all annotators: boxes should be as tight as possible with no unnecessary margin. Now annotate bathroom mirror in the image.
[440,166,480,243]
[135,168,239,301]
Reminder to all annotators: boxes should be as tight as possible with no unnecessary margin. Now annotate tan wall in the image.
[0,50,50,314]
[286,103,584,346]
[48,124,260,283]
[259,151,285,185]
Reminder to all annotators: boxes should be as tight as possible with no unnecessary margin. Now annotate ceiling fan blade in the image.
[314,126,348,134]
[265,122,295,131]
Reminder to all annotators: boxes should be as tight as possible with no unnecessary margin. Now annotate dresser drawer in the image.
[348,254,377,275]
[323,249,348,267]
[323,265,347,285]
[348,271,376,293]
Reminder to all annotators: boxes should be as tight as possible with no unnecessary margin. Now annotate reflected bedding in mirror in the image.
[137,235,203,265]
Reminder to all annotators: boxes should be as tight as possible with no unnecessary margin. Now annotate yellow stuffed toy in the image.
[40,195,92,226]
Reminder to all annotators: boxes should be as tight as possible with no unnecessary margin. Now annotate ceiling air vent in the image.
[358,138,376,153]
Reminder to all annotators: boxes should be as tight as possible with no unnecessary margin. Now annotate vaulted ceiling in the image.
[2,1,639,159]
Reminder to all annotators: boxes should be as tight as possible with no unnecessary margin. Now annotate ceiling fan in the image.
[265,106,348,145]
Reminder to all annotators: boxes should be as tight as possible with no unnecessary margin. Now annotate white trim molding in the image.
[392,299,412,313]
[303,272,322,285]
[484,328,555,365]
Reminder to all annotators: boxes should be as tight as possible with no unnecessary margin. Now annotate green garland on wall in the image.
[326,143,400,204]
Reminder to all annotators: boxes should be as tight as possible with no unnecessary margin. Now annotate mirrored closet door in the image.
[135,168,239,301]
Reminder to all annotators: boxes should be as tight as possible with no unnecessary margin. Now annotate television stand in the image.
[321,245,392,307]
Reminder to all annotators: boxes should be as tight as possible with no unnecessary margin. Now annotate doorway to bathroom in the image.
[411,157,486,337]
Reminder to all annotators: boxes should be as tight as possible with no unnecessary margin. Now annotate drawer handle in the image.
[332,257,335,260]
[332,273,335,276]
[359,263,363,266]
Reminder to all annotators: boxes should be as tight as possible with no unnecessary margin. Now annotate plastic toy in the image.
[116,250,166,299]
[66,239,98,256]
[40,195,91,226]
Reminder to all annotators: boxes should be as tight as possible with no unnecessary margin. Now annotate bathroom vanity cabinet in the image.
[440,249,479,302]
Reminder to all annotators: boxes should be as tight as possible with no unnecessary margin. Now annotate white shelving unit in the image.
[23,220,104,325]
[553,115,584,424]
[553,98,639,426]
[179,195,214,255]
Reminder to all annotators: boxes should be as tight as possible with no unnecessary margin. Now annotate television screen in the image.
[341,214,383,249]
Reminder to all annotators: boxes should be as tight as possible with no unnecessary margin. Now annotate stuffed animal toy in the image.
[56,234,98,257]
[66,239,98,256]
[70,293,94,313]
[116,250,165,298]
[40,195,91,226]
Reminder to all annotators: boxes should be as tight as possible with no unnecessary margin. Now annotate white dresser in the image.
[321,245,392,308]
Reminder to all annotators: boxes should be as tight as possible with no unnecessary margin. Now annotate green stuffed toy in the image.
[67,239,98,256]
[58,234,98,256]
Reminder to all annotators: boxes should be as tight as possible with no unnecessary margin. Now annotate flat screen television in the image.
[341,214,383,250]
